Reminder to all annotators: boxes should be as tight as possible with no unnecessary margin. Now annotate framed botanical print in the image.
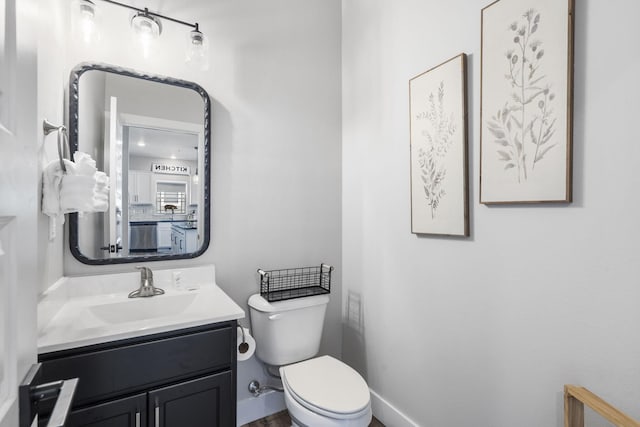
[410,54,469,236]
[480,0,574,203]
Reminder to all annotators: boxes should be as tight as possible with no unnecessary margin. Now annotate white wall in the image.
[342,1,640,426]
[103,72,204,125]
[59,0,343,420]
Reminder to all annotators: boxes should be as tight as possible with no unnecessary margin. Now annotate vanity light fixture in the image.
[76,0,210,69]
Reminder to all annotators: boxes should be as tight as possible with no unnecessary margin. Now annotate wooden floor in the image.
[242,410,384,427]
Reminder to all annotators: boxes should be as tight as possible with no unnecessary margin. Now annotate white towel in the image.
[94,171,109,195]
[73,151,97,176]
[42,158,76,224]
[93,171,110,212]
[42,152,110,232]
[59,173,110,214]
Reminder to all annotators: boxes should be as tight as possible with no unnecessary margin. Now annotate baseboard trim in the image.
[370,389,419,427]
[237,390,286,427]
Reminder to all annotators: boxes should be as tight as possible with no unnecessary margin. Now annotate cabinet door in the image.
[157,223,171,248]
[171,227,186,254]
[170,228,178,253]
[128,171,153,204]
[149,371,233,427]
[185,229,198,252]
[66,393,147,427]
[136,172,153,204]
[128,171,138,203]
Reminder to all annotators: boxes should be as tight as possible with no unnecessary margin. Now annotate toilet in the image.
[248,294,372,427]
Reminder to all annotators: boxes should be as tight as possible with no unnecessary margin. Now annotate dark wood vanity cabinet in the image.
[38,321,237,427]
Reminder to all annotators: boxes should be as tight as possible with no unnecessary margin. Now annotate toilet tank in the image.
[248,294,329,366]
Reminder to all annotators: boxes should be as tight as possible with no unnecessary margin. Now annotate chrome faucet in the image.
[128,266,165,298]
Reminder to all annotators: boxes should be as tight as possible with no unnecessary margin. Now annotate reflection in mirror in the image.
[69,63,210,264]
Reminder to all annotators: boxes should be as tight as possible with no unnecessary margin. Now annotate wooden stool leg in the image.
[565,386,585,427]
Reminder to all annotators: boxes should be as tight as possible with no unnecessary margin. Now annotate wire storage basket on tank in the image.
[258,264,333,302]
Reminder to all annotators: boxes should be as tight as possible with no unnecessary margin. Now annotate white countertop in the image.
[38,265,245,354]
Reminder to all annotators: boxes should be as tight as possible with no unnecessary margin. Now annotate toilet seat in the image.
[280,355,370,419]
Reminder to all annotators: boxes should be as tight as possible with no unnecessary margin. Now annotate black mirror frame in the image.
[68,62,211,265]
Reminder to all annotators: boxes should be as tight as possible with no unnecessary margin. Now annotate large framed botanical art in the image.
[480,0,574,204]
[409,54,469,236]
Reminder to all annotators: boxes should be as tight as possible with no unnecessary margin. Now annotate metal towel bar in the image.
[43,118,70,173]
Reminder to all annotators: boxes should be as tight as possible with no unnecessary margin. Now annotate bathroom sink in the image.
[38,265,246,353]
[89,293,197,324]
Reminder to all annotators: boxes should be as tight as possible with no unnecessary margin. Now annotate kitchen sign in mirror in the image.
[68,63,210,264]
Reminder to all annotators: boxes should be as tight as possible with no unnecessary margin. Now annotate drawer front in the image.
[39,326,233,406]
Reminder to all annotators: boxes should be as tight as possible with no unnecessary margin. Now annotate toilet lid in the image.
[281,355,370,415]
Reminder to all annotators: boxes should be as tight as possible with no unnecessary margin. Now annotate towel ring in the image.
[43,119,70,173]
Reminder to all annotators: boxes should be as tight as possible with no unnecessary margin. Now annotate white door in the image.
[0,217,19,427]
[105,96,123,257]
[0,0,37,424]
[0,0,36,427]
[1,0,80,419]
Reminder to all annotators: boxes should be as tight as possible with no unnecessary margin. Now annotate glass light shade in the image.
[131,12,162,59]
[185,29,210,71]
[72,0,101,45]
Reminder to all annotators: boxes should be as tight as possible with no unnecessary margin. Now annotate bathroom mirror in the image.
[68,63,210,265]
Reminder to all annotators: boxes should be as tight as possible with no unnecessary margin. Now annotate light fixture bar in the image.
[95,0,198,30]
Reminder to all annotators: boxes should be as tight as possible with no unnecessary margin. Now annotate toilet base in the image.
[283,385,372,427]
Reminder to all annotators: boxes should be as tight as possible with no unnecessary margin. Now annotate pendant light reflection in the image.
[186,25,210,71]
[131,10,162,59]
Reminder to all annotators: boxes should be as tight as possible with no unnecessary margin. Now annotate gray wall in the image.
[342,1,640,426]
